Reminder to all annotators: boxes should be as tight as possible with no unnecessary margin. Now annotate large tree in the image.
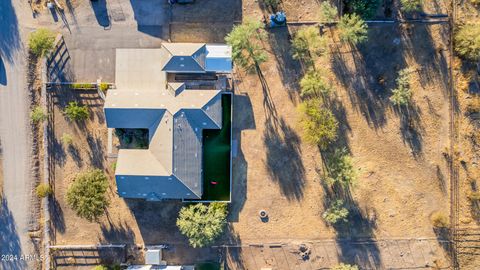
[300,98,338,148]
[291,26,328,63]
[300,70,332,99]
[455,23,480,61]
[225,19,268,72]
[324,147,357,187]
[177,203,228,248]
[66,169,109,221]
[338,14,368,45]
[400,0,422,12]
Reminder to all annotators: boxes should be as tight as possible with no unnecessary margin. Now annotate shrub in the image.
[31,106,47,123]
[36,183,52,198]
[291,26,328,63]
[70,83,96,90]
[99,83,110,92]
[300,70,332,98]
[64,101,89,121]
[390,68,412,106]
[400,0,422,12]
[177,202,228,248]
[455,23,480,61]
[323,199,349,224]
[332,263,359,270]
[61,133,74,145]
[225,19,268,72]
[28,28,56,57]
[338,14,368,45]
[345,0,380,19]
[431,211,449,228]
[300,98,338,148]
[320,1,338,23]
[325,147,357,187]
[66,169,109,221]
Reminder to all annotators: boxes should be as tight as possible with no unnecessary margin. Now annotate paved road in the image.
[0,1,37,269]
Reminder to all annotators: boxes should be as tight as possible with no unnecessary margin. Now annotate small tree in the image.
[346,0,380,19]
[66,169,109,221]
[400,0,422,12]
[31,106,47,123]
[300,98,338,148]
[431,211,449,228]
[390,68,412,106]
[455,23,480,61]
[64,101,89,121]
[225,19,268,72]
[36,183,53,198]
[323,199,349,224]
[291,26,328,63]
[325,147,357,187]
[28,28,56,57]
[177,202,228,248]
[61,133,74,145]
[320,1,338,23]
[300,71,332,99]
[332,263,359,270]
[338,14,368,45]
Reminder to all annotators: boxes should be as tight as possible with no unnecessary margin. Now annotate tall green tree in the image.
[300,98,338,148]
[322,199,349,224]
[400,0,422,12]
[28,28,56,57]
[325,147,357,187]
[225,19,268,72]
[177,203,228,248]
[300,70,332,99]
[455,23,480,61]
[66,169,109,221]
[390,68,412,106]
[338,14,368,45]
[291,26,328,63]
[320,1,338,23]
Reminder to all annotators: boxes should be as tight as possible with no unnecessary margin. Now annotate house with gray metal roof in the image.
[104,43,232,200]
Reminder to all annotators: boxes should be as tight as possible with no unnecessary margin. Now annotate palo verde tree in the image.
[177,202,228,248]
[400,0,423,12]
[300,98,338,148]
[324,147,357,188]
[291,26,328,64]
[322,199,349,224]
[300,70,332,99]
[320,1,338,23]
[332,263,360,270]
[454,23,480,61]
[28,28,56,57]
[225,19,268,72]
[64,101,89,121]
[338,14,368,45]
[66,169,109,221]
[390,68,412,106]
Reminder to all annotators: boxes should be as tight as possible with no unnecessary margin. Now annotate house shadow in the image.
[229,93,255,222]
[90,0,110,28]
[0,0,21,64]
[0,199,27,270]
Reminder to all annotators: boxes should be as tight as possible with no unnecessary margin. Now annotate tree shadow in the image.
[0,199,27,270]
[68,144,84,168]
[51,197,66,234]
[87,134,105,170]
[229,93,255,222]
[223,224,246,270]
[395,103,424,159]
[51,136,67,167]
[268,26,303,103]
[0,57,6,85]
[129,0,166,37]
[99,214,135,244]
[0,0,21,64]
[90,0,111,28]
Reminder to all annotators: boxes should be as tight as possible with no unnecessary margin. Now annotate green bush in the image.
[99,83,110,92]
[300,70,332,98]
[28,28,56,57]
[400,0,422,12]
[455,23,480,61]
[300,98,338,148]
[320,1,338,23]
[177,203,228,248]
[66,169,109,221]
[345,0,380,19]
[61,133,74,145]
[64,101,89,121]
[325,147,357,187]
[225,19,268,72]
[332,263,359,270]
[323,199,349,224]
[291,26,328,64]
[390,68,412,106]
[338,14,368,45]
[36,183,52,198]
[31,106,47,123]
